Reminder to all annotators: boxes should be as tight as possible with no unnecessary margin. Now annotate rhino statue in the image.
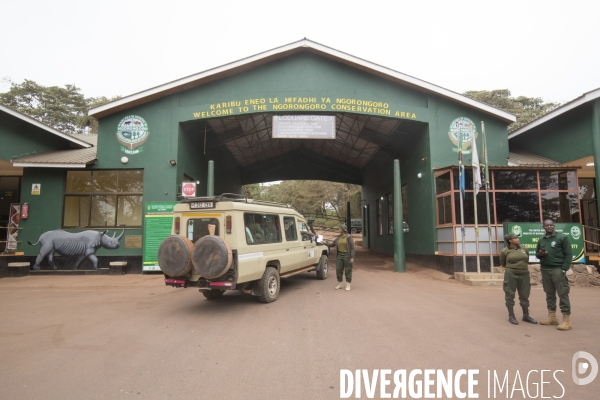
[29,230,124,270]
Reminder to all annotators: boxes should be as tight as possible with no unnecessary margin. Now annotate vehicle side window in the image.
[187,218,220,242]
[263,214,282,243]
[244,213,281,244]
[283,216,297,241]
[299,221,310,241]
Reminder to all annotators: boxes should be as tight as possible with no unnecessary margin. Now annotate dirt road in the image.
[1,248,598,399]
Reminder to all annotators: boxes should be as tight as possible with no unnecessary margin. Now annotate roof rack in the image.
[180,193,299,212]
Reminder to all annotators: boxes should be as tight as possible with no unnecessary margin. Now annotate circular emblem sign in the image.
[512,225,522,237]
[448,117,477,154]
[570,226,581,240]
[116,115,149,155]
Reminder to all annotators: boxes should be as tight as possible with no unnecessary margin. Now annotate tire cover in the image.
[158,235,194,277]
[192,235,233,279]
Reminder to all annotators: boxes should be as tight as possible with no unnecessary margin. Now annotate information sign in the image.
[143,202,178,271]
[272,115,335,139]
[504,222,585,263]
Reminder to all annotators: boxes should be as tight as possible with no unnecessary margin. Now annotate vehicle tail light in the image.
[226,215,232,234]
[175,216,180,234]
[165,278,186,287]
[209,281,232,287]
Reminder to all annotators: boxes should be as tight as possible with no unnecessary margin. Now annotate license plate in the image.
[190,201,215,209]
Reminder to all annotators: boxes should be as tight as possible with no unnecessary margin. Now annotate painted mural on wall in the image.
[28,230,124,270]
[448,117,478,154]
[116,115,149,155]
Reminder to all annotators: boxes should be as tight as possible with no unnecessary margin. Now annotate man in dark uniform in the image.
[535,219,573,330]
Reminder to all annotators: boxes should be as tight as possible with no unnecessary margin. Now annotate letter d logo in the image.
[572,351,598,385]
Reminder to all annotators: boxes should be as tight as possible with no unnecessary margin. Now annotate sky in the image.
[1,0,599,105]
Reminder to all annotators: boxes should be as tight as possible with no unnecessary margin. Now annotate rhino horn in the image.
[112,232,116,238]
[117,230,125,241]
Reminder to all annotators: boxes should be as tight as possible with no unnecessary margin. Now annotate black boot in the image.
[522,307,538,324]
[508,307,518,325]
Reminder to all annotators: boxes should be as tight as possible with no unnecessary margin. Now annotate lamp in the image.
[418,172,422,178]
[169,160,177,166]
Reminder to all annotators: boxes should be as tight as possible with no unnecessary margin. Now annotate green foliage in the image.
[243,180,361,219]
[463,89,560,132]
[0,78,120,134]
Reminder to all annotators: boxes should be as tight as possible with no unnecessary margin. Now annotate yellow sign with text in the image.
[192,97,418,120]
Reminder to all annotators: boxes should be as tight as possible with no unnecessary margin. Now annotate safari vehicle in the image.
[157,193,329,303]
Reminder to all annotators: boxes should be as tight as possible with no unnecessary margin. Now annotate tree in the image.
[463,89,560,132]
[0,78,120,134]
[80,95,122,134]
[243,180,361,218]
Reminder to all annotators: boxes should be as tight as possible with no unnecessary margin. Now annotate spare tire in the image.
[192,235,233,279]
[158,235,194,277]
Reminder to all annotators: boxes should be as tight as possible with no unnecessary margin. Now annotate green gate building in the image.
[2,39,594,275]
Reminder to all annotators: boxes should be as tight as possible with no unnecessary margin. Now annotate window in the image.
[436,172,451,194]
[244,213,281,244]
[453,193,494,224]
[386,193,393,234]
[376,199,383,235]
[63,170,143,228]
[541,192,579,222]
[299,221,311,241]
[187,218,220,242]
[437,196,452,225]
[494,170,537,190]
[283,216,297,241]
[495,192,540,223]
[539,171,577,190]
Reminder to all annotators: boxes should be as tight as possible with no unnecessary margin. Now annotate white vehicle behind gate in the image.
[157,194,329,302]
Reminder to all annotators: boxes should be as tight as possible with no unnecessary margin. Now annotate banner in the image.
[504,222,585,263]
[5,204,20,251]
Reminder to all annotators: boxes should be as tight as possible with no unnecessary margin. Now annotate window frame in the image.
[62,170,144,229]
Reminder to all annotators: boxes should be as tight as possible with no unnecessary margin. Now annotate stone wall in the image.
[528,264,600,287]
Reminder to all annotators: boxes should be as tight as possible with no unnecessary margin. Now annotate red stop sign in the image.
[182,183,196,197]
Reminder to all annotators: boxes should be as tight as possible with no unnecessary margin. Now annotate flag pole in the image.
[481,121,494,271]
[472,132,481,274]
[459,183,467,273]
[458,130,467,274]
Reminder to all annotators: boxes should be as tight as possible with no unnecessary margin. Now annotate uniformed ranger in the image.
[535,219,573,331]
[325,224,355,291]
[500,232,538,325]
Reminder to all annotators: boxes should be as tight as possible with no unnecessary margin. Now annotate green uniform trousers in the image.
[336,252,352,283]
[541,268,571,314]
[503,270,531,308]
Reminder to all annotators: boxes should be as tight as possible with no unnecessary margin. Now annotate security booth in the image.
[433,163,581,272]
[508,87,600,262]
[8,39,524,274]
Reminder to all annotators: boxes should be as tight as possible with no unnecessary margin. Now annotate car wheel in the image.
[258,267,280,303]
[351,228,358,234]
[202,289,224,300]
[316,254,328,280]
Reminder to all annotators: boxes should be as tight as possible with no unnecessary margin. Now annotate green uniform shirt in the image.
[536,231,572,271]
[499,246,529,274]
[337,236,348,253]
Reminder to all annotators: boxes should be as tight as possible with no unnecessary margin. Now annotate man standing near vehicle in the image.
[536,219,573,330]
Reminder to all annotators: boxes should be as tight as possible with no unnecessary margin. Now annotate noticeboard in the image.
[272,115,335,139]
[504,222,585,263]
[143,202,178,271]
